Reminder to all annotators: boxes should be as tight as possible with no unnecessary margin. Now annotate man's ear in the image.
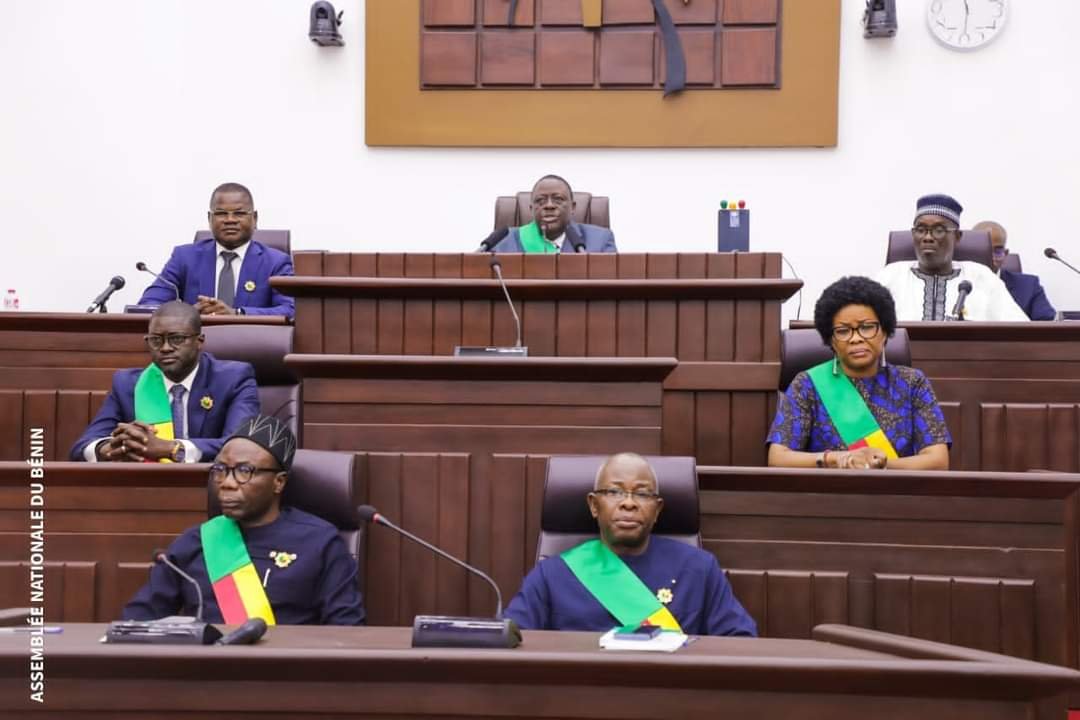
[586,492,599,519]
[252,210,258,228]
[955,229,963,241]
[273,472,287,496]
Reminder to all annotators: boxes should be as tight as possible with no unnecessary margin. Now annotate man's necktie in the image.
[218,251,238,306]
[170,385,187,440]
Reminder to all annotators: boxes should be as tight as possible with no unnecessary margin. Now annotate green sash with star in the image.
[560,539,682,631]
[517,222,559,254]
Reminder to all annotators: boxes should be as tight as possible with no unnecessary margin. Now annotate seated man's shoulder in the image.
[650,537,716,568]
[202,353,255,378]
[960,261,998,281]
[280,507,341,541]
[251,240,293,267]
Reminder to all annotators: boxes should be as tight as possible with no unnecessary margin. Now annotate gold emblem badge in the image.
[200,395,213,410]
[270,550,297,568]
[657,588,673,605]
[244,280,256,292]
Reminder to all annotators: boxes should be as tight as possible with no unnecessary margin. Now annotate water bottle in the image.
[2,289,18,311]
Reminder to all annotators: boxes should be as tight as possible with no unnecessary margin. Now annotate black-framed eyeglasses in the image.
[209,462,281,486]
[991,247,1008,257]
[210,210,255,220]
[912,224,956,240]
[592,488,661,502]
[532,194,569,207]
[833,322,881,342]
[144,333,199,350]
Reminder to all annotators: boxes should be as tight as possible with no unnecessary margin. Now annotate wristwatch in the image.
[170,441,186,463]
[815,450,830,468]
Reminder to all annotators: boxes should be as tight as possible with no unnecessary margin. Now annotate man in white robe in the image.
[875,194,1028,322]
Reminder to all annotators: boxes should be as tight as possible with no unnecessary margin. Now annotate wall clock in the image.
[927,0,1008,51]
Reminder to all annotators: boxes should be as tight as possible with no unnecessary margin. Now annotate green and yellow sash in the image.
[518,221,559,254]
[561,539,682,632]
[200,515,276,626]
[133,363,174,463]
[806,359,898,458]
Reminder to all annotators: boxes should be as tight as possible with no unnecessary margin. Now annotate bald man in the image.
[504,453,756,636]
[973,220,1056,320]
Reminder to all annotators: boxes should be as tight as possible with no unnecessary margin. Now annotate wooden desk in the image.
[0,313,287,461]
[5,462,1079,674]
[278,252,799,467]
[1,624,1076,718]
[789,321,1080,472]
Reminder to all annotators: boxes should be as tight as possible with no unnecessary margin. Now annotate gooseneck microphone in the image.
[1045,247,1080,276]
[566,224,586,253]
[477,227,510,253]
[215,618,268,646]
[136,261,181,301]
[950,280,973,321]
[358,505,503,616]
[86,275,125,313]
[153,549,205,621]
[489,256,523,351]
[357,505,521,648]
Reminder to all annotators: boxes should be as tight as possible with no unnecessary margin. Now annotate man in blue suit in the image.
[70,302,261,463]
[490,175,617,254]
[137,183,295,318]
[974,221,1057,321]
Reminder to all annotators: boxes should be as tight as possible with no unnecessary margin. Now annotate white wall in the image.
[2,0,1077,318]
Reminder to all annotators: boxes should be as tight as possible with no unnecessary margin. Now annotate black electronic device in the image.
[86,275,125,314]
[863,0,897,38]
[949,280,973,321]
[309,1,344,46]
[453,256,528,357]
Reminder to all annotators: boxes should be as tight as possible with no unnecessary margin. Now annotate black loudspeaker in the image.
[863,0,897,38]
[309,2,344,47]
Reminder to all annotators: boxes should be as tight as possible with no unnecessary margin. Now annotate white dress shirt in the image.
[215,240,250,299]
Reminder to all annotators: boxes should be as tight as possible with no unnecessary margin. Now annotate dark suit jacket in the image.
[490,222,617,253]
[1000,268,1056,321]
[69,352,261,461]
[137,238,295,318]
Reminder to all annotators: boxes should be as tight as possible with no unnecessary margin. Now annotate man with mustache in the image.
[137,182,295,318]
[488,175,617,254]
[504,453,756,636]
[875,194,1027,321]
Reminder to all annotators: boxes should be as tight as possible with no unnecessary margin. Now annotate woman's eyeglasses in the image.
[832,322,880,342]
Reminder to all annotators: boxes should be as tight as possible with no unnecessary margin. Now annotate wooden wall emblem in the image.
[367,0,840,147]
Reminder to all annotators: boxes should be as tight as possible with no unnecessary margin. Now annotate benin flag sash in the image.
[133,363,174,463]
[561,539,682,632]
[806,360,899,459]
[200,515,276,626]
[518,221,559,254]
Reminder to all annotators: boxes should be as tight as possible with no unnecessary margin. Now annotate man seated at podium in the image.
[137,182,295,318]
[504,453,756,636]
[69,301,260,463]
[874,194,1027,321]
[123,415,366,625]
[767,276,951,471]
[972,220,1056,321]
[488,174,617,254]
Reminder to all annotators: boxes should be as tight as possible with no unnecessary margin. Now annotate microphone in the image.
[86,275,125,313]
[950,280,973,321]
[103,549,222,645]
[152,549,205,622]
[136,261,181,301]
[1045,247,1080,275]
[476,227,509,253]
[357,505,521,648]
[214,618,268,646]
[489,256,524,351]
[566,223,586,253]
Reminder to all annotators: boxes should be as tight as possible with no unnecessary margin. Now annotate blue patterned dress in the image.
[766,365,951,456]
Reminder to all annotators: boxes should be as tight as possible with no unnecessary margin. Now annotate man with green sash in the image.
[488,175,617,254]
[70,301,260,463]
[504,453,756,636]
[123,415,365,625]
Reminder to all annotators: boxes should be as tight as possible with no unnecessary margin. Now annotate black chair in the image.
[206,449,364,587]
[885,229,993,269]
[193,229,291,256]
[535,455,699,563]
[494,192,610,231]
[1001,253,1022,273]
[779,328,912,392]
[202,325,300,444]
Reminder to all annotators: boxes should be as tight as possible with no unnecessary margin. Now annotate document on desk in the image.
[598,628,688,652]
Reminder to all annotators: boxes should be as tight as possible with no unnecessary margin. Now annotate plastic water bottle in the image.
[2,289,18,311]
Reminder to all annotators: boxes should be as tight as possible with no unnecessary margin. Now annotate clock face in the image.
[927,0,1008,51]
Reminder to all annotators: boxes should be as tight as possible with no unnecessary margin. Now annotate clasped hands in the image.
[828,447,887,470]
[195,295,235,315]
[95,422,175,462]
